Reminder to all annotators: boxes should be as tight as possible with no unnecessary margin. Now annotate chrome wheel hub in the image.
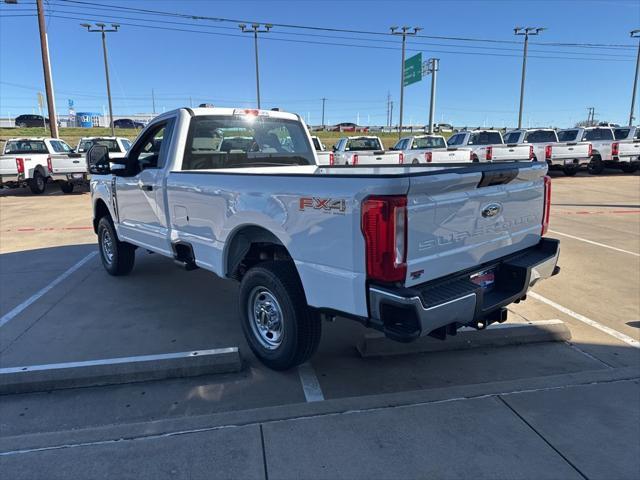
[248,287,284,349]
[101,229,114,265]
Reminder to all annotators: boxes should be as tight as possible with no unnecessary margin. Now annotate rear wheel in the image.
[239,261,321,370]
[28,171,46,194]
[621,163,639,174]
[563,165,579,176]
[97,216,135,276]
[412,159,420,165]
[588,156,604,175]
[60,181,74,194]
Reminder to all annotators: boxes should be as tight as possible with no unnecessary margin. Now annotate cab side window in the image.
[127,120,175,172]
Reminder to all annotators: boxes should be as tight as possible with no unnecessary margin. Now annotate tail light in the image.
[541,175,551,236]
[47,156,53,173]
[352,154,359,165]
[529,145,535,161]
[425,152,433,163]
[545,145,552,160]
[469,150,473,161]
[399,152,404,164]
[16,158,24,174]
[329,152,335,166]
[587,143,592,157]
[361,195,407,282]
[486,146,493,161]
[611,142,619,156]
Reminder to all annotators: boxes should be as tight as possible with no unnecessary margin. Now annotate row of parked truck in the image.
[1,121,639,195]
[312,125,640,176]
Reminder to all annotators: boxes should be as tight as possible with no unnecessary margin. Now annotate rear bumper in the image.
[367,238,560,342]
[50,172,89,183]
[548,157,590,167]
[0,173,25,186]
[612,155,640,164]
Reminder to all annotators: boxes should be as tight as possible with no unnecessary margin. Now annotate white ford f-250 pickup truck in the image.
[557,127,616,175]
[0,137,81,194]
[504,129,592,176]
[88,107,560,370]
[332,136,402,165]
[447,130,534,163]
[391,135,472,164]
[612,126,640,173]
[310,135,333,165]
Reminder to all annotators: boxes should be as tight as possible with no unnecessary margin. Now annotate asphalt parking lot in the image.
[1,169,639,479]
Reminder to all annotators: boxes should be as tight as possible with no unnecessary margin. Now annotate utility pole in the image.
[34,0,59,137]
[424,58,439,134]
[239,23,272,109]
[514,26,545,129]
[81,23,119,136]
[386,91,391,128]
[321,97,326,128]
[152,88,156,115]
[390,101,394,130]
[390,26,422,138]
[629,30,640,126]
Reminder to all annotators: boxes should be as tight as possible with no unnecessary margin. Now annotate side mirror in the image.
[332,145,337,152]
[87,145,111,175]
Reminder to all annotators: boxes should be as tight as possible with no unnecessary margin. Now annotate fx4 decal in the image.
[299,197,347,214]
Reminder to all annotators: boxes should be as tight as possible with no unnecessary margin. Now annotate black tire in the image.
[472,155,479,163]
[588,156,604,175]
[97,216,135,276]
[621,163,639,174]
[239,261,321,370]
[563,165,579,176]
[411,159,420,165]
[60,181,74,194]
[28,170,46,194]
[18,122,27,128]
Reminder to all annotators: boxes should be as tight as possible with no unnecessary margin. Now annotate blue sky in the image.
[0,0,638,127]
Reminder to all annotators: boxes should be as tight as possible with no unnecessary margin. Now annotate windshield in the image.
[557,130,578,142]
[582,128,613,141]
[181,115,315,170]
[469,132,502,145]
[524,130,558,143]
[346,137,381,151]
[4,140,48,154]
[614,128,630,140]
[413,136,446,149]
[78,139,121,153]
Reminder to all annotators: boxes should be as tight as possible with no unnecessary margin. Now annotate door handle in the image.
[140,184,153,191]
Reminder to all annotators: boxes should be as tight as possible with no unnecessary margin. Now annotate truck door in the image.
[115,117,175,254]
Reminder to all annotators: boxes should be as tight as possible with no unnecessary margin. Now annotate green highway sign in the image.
[404,52,422,86]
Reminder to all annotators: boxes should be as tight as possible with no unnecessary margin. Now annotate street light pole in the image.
[629,30,640,126]
[391,26,422,138]
[321,97,326,128]
[35,0,59,137]
[240,23,272,109]
[514,26,545,129]
[81,23,119,136]
[425,58,439,134]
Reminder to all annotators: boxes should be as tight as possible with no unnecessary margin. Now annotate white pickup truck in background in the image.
[504,129,591,176]
[447,130,533,163]
[612,126,640,173]
[557,127,615,175]
[391,135,472,164]
[332,136,402,165]
[310,135,333,165]
[76,137,132,160]
[0,137,80,194]
[88,106,560,370]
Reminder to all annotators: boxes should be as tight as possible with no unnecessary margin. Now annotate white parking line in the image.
[528,291,640,349]
[549,230,640,257]
[0,252,97,329]
[298,362,325,402]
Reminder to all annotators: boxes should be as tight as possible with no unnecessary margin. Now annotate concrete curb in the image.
[357,320,571,357]
[2,365,637,454]
[0,348,242,395]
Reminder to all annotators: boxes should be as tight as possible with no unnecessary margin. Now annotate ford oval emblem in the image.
[482,203,502,218]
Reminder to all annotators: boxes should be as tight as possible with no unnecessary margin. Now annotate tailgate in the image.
[357,151,401,164]
[491,145,530,161]
[405,163,546,287]
[553,142,590,160]
[50,154,85,174]
[0,156,18,176]
[618,141,640,158]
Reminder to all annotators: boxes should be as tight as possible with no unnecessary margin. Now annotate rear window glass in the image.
[121,139,132,150]
[503,132,521,144]
[413,136,446,149]
[4,140,48,154]
[447,134,463,146]
[78,139,121,153]
[557,130,578,142]
[181,115,314,170]
[614,128,630,140]
[582,129,613,141]
[50,140,72,153]
[311,137,322,151]
[469,132,502,145]
[346,138,381,151]
[524,130,557,143]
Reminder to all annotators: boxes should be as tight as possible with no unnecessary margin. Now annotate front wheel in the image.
[28,171,46,194]
[239,261,321,370]
[60,181,74,194]
[97,216,135,276]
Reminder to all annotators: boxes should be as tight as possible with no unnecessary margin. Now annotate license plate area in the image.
[470,268,496,290]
